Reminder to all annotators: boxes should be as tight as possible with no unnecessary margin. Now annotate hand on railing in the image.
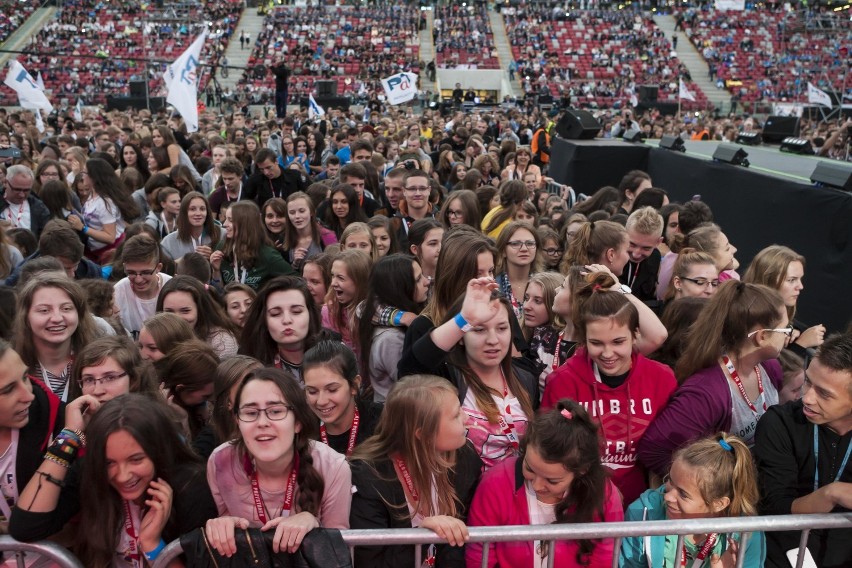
[204,516,250,557]
[420,515,469,547]
[262,511,319,554]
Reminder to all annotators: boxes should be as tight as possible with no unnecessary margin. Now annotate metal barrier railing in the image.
[0,536,85,568]
[151,513,852,568]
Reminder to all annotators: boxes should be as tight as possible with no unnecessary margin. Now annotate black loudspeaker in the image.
[762,116,800,143]
[129,80,147,98]
[316,80,337,97]
[555,109,601,140]
[638,85,658,102]
[712,144,750,167]
[780,137,815,155]
[810,161,852,191]
[623,128,645,143]
[736,132,762,146]
[106,96,165,111]
[659,135,685,152]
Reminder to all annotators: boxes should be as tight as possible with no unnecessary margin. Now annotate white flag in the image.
[308,93,325,118]
[679,79,696,102]
[807,82,832,108]
[165,31,208,133]
[74,98,83,122]
[34,110,45,133]
[36,72,45,91]
[4,60,53,112]
[381,72,418,105]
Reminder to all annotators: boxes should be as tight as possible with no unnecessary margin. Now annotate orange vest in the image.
[531,128,551,163]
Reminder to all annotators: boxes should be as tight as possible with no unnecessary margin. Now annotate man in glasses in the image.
[393,169,436,252]
[755,332,852,568]
[114,235,171,339]
[620,207,664,304]
[0,165,50,237]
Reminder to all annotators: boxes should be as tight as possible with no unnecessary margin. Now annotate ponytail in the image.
[571,271,639,344]
[673,433,758,517]
[561,220,626,272]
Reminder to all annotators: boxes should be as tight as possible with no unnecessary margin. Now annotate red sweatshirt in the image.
[541,348,677,506]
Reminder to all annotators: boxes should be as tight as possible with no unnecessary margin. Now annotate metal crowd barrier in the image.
[0,536,84,568]
[151,513,852,568]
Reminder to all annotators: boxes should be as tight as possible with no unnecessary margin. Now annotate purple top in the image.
[638,358,783,475]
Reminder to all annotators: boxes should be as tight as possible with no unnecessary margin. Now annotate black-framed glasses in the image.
[508,240,537,250]
[680,276,720,288]
[124,268,158,278]
[78,372,127,389]
[747,324,794,339]
[237,405,292,422]
[543,248,563,256]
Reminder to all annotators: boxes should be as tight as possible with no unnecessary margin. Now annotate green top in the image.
[218,244,295,290]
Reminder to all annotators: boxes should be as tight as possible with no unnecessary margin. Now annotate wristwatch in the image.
[618,284,632,295]
[454,312,474,333]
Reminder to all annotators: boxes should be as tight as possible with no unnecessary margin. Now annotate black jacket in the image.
[349,443,482,568]
[398,315,540,406]
[0,194,50,237]
[619,248,661,304]
[244,169,306,207]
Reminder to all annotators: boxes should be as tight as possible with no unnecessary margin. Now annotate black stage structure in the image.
[549,138,852,333]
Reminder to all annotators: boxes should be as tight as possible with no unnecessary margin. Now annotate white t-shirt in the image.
[115,273,172,338]
[82,195,124,251]
[1,201,30,231]
[525,479,558,568]
[0,429,20,522]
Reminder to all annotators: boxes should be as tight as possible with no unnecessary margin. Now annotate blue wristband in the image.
[143,538,166,562]
[82,225,89,234]
[454,312,471,332]
[393,310,404,326]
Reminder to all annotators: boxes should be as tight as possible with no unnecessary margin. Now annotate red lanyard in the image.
[122,500,142,567]
[497,372,519,450]
[721,356,766,415]
[9,202,25,228]
[394,455,437,567]
[552,329,567,372]
[394,455,419,501]
[681,533,718,567]
[243,452,299,524]
[320,406,360,456]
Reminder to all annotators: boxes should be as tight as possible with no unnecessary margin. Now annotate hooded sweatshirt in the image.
[542,349,677,506]
[619,486,766,568]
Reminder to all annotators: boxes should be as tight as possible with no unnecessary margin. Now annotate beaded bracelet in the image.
[43,454,70,469]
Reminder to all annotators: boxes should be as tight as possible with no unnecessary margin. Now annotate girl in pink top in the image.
[467,399,624,568]
[321,249,372,350]
[204,368,351,556]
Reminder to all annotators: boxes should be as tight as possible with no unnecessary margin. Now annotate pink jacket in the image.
[207,441,351,529]
[466,457,624,568]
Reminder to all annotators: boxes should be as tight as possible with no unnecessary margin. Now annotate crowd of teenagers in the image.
[0,102,850,568]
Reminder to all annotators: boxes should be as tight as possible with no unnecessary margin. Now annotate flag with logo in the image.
[679,78,696,102]
[164,30,208,132]
[807,82,832,107]
[4,61,52,132]
[308,93,325,118]
[381,71,418,105]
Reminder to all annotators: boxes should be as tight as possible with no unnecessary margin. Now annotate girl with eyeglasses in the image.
[68,335,160,404]
[494,221,541,321]
[665,248,720,300]
[542,270,677,506]
[468,399,624,568]
[14,273,100,402]
[205,368,351,556]
[639,281,788,476]
[536,226,562,272]
[743,245,827,353]
[439,189,481,231]
[621,433,764,568]
[11,394,218,568]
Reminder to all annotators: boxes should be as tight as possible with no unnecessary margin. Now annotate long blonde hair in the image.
[351,375,462,519]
